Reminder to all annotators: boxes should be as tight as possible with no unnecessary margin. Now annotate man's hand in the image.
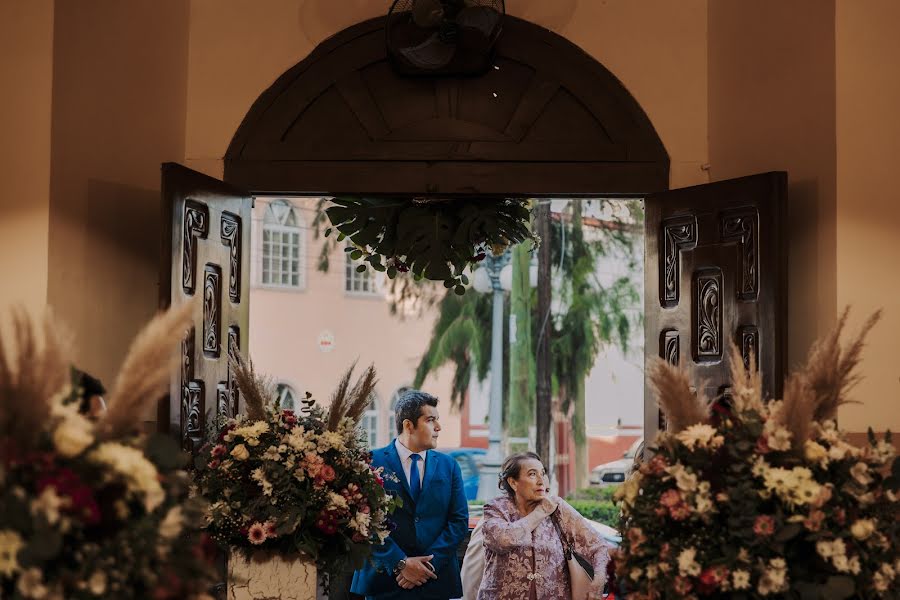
[396,555,437,588]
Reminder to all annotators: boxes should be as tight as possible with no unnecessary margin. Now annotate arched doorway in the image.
[223,15,669,196]
[163,15,786,476]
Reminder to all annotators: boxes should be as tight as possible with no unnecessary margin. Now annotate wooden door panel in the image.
[160,163,252,450]
[644,172,787,440]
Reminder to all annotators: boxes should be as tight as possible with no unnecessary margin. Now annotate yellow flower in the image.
[0,530,24,577]
[803,440,829,467]
[850,519,875,540]
[230,444,250,461]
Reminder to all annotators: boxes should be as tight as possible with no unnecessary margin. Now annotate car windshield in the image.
[623,438,643,458]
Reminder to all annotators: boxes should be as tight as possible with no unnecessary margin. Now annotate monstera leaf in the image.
[324,197,537,291]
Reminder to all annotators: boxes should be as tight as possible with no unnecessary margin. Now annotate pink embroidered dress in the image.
[477,495,611,600]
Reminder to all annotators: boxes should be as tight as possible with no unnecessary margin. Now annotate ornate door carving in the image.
[644,172,787,440]
[160,163,251,450]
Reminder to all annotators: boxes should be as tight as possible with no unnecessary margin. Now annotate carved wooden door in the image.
[643,172,787,440]
[160,163,252,450]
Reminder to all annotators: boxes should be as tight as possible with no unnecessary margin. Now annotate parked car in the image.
[444,447,486,501]
[590,438,644,487]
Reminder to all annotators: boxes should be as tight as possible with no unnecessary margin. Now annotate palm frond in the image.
[98,301,194,438]
[806,308,881,421]
[0,309,70,445]
[648,357,709,432]
[229,345,273,423]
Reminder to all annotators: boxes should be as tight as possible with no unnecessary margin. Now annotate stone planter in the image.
[227,550,317,600]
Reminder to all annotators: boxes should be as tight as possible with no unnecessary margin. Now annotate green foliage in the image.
[322,197,537,288]
[567,499,620,527]
[412,290,495,409]
[567,486,618,503]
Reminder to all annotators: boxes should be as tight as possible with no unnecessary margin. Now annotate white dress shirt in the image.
[394,439,427,488]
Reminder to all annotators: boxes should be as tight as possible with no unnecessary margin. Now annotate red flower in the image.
[755,436,771,454]
[697,566,728,594]
[248,522,267,545]
[264,521,278,538]
[674,576,693,595]
[753,515,776,536]
[211,444,227,457]
[37,468,101,525]
[669,503,691,521]
[207,459,221,470]
[659,489,682,508]
[319,464,336,483]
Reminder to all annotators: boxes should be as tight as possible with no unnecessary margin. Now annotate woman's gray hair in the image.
[498,452,546,497]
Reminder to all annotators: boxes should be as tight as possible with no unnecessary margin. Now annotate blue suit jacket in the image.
[351,441,468,599]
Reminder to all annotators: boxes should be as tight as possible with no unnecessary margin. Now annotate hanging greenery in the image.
[321,197,538,292]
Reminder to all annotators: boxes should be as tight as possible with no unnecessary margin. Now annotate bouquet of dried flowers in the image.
[0,305,218,600]
[194,358,401,589]
[616,310,898,599]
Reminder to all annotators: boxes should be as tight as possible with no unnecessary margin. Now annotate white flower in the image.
[804,440,830,467]
[52,412,94,458]
[88,571,107,596]
[645,565,658,579]
[30,487,65,525]
[849,462,873,486]
[816,540,835,559]
[732,569,751,590]
[230,444,250,461]
[159,506,184,540]
[766,425,793,451]
[328,492,349,510]
[676,424,724,450]
[251,467,273,496]
[674,468,699,493]
[848,556,861,575]
[629,567,642,581]
[17,567,48,598]
[231,421,269,441]
[832,554,850,573]
[677,548,701,577]
[88,443,165,512]
[262,446,282,461]
[0,530,23,577]
[850,518,875,540]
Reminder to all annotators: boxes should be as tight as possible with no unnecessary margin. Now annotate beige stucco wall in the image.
[835,0,900,432]
[45,0,190,385]
[708,0,838,372]
[0,1,54,313]
[0,1,895,434]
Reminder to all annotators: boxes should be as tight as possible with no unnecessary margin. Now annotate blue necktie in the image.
[409,454,422,503]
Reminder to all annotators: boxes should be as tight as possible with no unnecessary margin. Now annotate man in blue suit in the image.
[351,390,468,600]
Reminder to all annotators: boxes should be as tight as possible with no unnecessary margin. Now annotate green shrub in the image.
[566,486,617,503]
[566,499,619,527]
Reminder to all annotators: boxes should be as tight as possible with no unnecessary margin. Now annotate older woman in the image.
[477,452,610,600]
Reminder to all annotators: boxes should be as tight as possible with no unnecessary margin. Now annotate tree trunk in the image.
[535,201,553,465]
[507,242,534,448]
[573,377,588,490]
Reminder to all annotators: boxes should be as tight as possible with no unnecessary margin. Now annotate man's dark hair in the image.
[394,389,438,434]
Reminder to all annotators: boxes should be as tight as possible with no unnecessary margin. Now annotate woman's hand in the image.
[538,496,558,514]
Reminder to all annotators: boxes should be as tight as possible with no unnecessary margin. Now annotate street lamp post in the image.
[476,250,511,501]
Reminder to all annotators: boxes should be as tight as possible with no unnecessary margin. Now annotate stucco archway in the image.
[224,15,669,195]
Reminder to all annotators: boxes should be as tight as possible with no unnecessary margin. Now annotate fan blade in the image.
[398,32,455,70]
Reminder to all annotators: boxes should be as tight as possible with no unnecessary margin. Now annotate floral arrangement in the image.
[316,196,538,292]
[194,358,401,589]
[0,305,217,600]
[616,310,899,600]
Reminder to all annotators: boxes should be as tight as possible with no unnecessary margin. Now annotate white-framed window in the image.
[344,247,381,296]
[360,398,378,448]
[261,200,305,289]
[276,382,300,410]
